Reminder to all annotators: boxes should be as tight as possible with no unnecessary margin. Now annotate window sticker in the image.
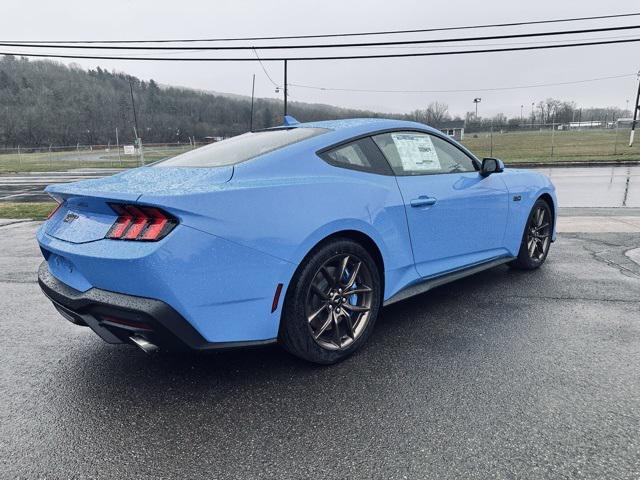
[390,133,441,171]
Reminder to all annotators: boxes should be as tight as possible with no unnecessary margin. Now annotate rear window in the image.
[153,128,328,168]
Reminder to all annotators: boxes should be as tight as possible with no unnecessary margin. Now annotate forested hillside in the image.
[0,55,389,147]
[1,55,628,149]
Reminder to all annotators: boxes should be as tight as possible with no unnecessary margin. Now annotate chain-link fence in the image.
[0,142,202,173]
[460,123,640,164]
[2,126,640,173]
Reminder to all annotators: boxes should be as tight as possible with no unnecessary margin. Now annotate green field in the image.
[0,144,196,173]
[0,202,55,219]
[461,128,640,163]
[1,130,639,173]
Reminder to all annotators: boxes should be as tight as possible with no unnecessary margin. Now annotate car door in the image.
[372,131,510,278]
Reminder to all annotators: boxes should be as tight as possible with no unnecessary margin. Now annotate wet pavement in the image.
[533,165,640,208]
[1,221,639,479]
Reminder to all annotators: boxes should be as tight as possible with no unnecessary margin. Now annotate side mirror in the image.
[480,157,504,176]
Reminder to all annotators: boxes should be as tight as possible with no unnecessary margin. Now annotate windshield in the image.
[154,127,328,168]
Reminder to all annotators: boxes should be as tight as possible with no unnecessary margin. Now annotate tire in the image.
[509,198,553,270]
[279,238,382,364]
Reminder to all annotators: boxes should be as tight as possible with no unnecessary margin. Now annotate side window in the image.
[372,131,476,176]
[320,137,393,175]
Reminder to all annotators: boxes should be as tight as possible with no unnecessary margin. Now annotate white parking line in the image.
[626,247,640,266]
[0,192,48,200]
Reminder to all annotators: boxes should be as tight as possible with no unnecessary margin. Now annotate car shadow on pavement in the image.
[44,264,538,410]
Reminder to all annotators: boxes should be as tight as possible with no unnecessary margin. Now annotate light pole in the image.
[539,104,544,125]
[473,98,481,119]
[520,104,524,123]
[531,102,535,128]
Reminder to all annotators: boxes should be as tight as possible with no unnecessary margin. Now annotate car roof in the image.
[257,117,478,166]
[290,118,441,138]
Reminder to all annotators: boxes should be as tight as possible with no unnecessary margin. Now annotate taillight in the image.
[106,204,177,241]
[47,201,63,219]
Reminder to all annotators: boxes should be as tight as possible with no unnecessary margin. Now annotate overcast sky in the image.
[3,0,640,118]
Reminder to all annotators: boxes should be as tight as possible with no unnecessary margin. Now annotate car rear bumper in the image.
[38,261,277,352]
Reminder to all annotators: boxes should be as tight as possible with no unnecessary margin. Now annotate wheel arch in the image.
[279,228,387,327]
[537,192,557,239]
[315,229,386,287]
[289,228,385,292]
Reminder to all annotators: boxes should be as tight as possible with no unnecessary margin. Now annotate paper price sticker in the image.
[391,133,441,171]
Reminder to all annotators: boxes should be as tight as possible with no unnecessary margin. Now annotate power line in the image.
[2,37,639,61]
[252,48,280,88]
[290,73,638,94]
[35,33,637,58]
[2,25,640,50]
[4,12,640,44]
[345,33,640,50]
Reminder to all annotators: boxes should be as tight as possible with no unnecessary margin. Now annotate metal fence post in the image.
[116,127,122,166]
[490,124,493,157]
[138,139,145,166]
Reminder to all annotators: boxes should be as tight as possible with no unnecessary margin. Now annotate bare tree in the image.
[537,98,563,123]
[424,101,450,126]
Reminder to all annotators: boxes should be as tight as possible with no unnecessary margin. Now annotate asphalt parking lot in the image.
[1,220,639,479]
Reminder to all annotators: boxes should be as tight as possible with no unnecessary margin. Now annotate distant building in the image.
[438,120,465,141]
[615,118,634,126]
[567,121,602,130]
[203,136,225,144]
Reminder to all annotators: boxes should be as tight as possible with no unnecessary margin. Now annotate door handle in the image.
[410,196,437,208]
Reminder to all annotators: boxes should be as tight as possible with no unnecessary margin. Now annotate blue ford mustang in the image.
[37,118,557,364]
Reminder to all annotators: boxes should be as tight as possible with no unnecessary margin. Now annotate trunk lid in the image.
[45,166,233,244]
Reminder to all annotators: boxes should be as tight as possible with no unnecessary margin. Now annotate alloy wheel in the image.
[526,205,551,261]
[305,254,374,350]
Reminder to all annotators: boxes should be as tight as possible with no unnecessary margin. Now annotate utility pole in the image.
[129,78,139,138]
[520,104,523,123]
[630,71,640,147]
[283,60,288,117]
[129,77,144,165]
[250,74,255,131]
[115,127,121,165]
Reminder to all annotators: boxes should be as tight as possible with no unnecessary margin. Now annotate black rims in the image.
[280,239,382,364]
[306,254,374,350]
[510,198,553,270]
[526,203,552,262]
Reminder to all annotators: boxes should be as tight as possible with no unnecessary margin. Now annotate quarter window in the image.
[320,137,393,175]
[372,131,477,176]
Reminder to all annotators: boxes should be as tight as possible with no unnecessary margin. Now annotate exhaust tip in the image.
[130,336,159,355]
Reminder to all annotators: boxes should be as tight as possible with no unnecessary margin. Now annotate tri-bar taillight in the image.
[105,204,177,241]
